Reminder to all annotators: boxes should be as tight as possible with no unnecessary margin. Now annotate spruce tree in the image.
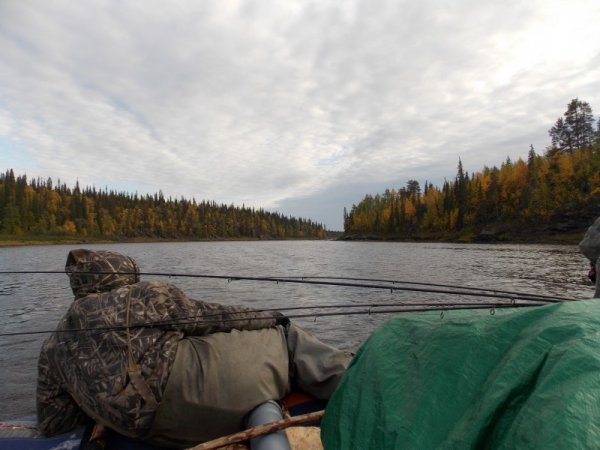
[549,98,595,153]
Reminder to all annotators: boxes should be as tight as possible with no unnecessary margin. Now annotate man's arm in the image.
[133,281,285,336]
[181,299,285,335]
[36,340,87,436]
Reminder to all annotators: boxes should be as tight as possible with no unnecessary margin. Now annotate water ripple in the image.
[0,241,593,420]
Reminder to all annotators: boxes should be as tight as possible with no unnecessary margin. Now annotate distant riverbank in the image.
[337,231,584,245]
[0,229,585,247]
[0,234,336,247]
[337,218,592,245]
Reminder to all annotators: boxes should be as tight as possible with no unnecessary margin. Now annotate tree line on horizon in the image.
[0,173,327,240]
[344,98,600,240]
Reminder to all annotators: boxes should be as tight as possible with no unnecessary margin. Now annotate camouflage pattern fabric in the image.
[65,249,140,298]
[37,249,278,438]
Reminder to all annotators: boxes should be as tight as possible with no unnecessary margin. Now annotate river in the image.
[0,240,594,420]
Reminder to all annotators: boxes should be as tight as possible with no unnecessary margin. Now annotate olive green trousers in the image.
[147,324,351,447]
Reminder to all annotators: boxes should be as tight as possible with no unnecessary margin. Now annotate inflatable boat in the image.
[0,394,325,450]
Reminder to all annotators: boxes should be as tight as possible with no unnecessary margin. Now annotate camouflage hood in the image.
[66,249,140,298]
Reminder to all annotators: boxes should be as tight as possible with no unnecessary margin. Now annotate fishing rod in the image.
[0,270,576,303]
[0,300,550,338]
[279,276,569,302]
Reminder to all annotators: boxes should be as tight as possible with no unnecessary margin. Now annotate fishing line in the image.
[73,299,549,332]
[280,276,568,302]
[0,301,549,338]
[0,270,576,303]
[0,270,574,339]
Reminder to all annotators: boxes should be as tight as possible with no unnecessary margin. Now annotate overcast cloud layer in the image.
[1,0,600,230]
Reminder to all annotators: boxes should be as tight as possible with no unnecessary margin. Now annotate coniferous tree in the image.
[454,159,467,230]
[549,98,596,153]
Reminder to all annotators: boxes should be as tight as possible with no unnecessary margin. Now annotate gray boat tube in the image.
[246,400,292,450]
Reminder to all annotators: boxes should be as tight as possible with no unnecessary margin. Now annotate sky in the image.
[1,1,600,231]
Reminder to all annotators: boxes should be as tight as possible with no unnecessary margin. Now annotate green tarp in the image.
[321,298,600,449]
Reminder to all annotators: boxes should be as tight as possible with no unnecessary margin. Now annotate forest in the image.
[0,174,326,242]
[2,98,599,244]
[343,99,600,241]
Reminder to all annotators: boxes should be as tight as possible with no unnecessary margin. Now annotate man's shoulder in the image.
[134,279,182,293]
[70,280,188,313]
[130,280,188,303]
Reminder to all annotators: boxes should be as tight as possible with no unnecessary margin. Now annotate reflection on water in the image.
[0,240,594,420]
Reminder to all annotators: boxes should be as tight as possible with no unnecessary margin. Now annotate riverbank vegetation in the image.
[0,174,326,244]
[2,98,598,246]
[343,99,600,242]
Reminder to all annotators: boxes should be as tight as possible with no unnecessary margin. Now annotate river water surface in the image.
[0,240,594,420]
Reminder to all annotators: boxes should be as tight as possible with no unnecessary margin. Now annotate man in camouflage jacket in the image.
[37,249,351,446]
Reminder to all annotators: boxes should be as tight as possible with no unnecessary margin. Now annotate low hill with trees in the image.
[0,173,326,243]
[343,98,600,242]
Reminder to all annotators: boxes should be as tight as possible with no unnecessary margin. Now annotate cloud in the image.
[1,0,599,230]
